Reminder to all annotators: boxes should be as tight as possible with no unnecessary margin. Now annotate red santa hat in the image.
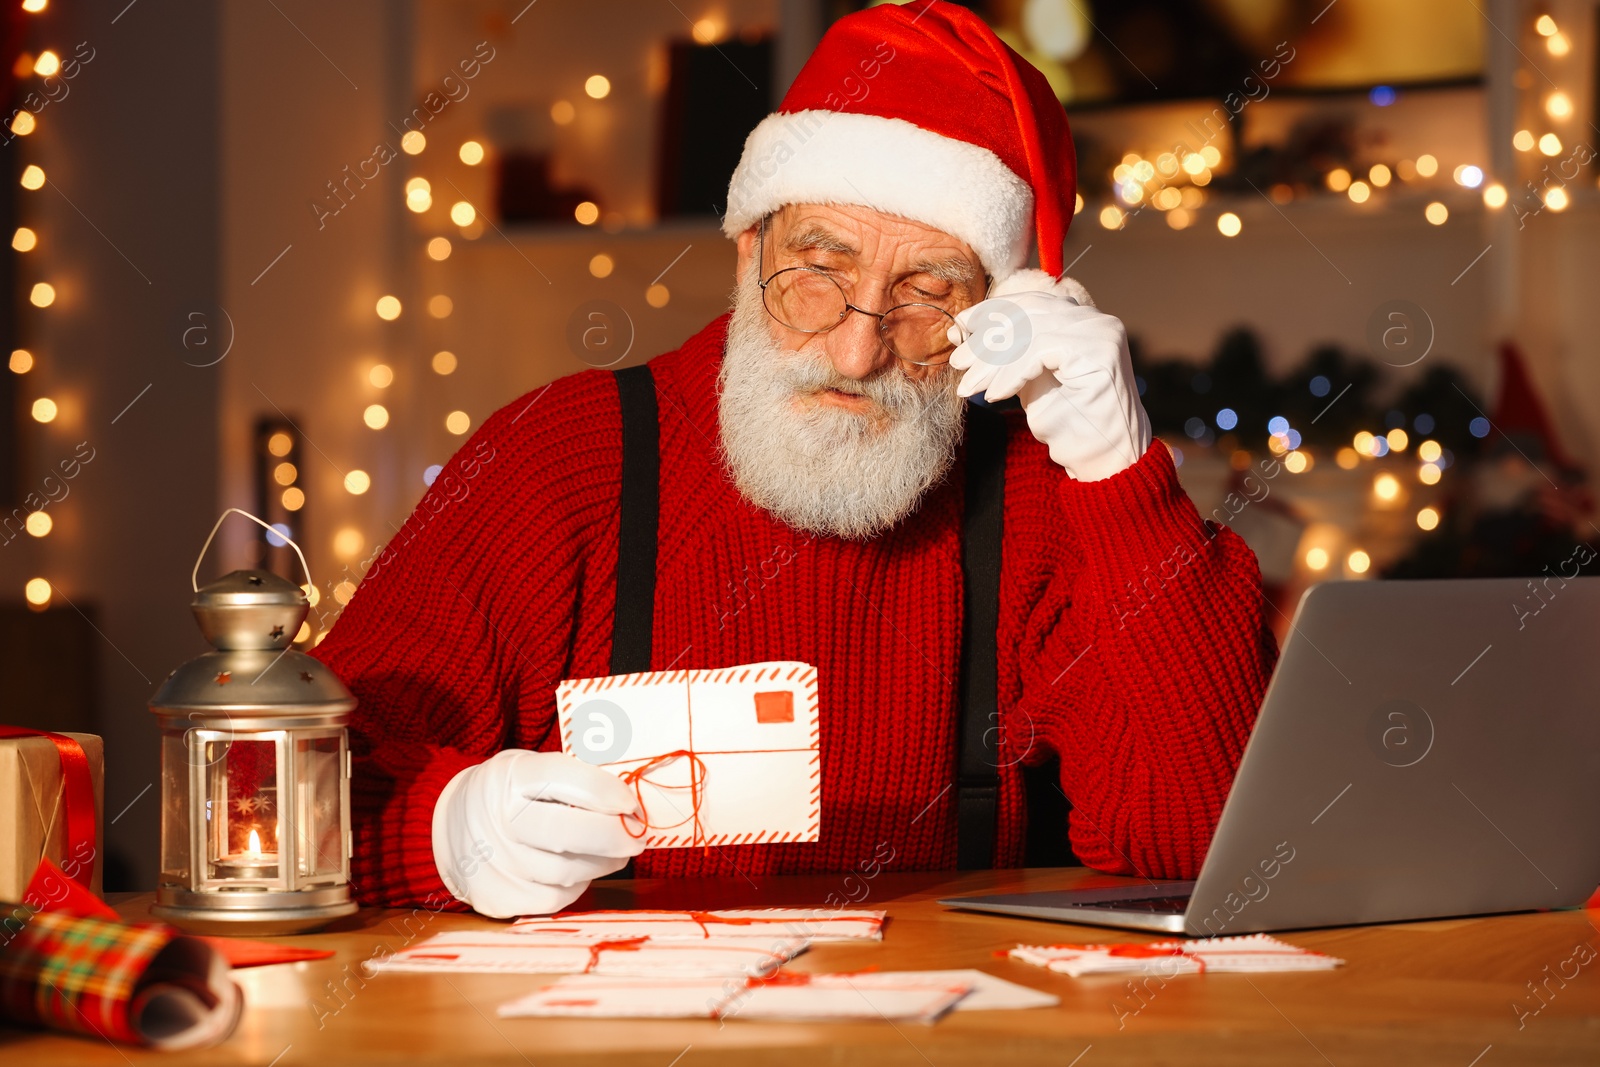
[722,0,1077,282]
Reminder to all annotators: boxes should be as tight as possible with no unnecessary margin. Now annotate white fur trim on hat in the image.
[990,267,1094,307]
[723,110,1035,281]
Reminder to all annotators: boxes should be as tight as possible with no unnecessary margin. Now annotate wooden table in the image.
[4,867,1598,1065]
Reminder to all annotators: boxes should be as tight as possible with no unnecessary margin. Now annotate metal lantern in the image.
[149,510,358,935]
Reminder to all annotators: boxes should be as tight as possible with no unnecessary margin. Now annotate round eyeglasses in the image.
[756,224,972,367]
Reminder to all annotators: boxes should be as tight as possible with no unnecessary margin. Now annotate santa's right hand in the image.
[432,749,646,918]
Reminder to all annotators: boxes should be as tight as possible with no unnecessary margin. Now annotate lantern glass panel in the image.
[294,734,346,884]
[159,731,192,887]
[204,734,286,885]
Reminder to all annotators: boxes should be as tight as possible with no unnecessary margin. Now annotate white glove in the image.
[432,749,647,918]
[950,269,1152,482]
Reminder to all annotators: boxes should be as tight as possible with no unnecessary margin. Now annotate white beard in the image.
[717,265,967,540]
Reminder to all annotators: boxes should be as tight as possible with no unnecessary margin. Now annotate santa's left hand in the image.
[949,269,1152,482]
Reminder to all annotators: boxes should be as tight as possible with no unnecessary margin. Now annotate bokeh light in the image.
[333,527,364,559]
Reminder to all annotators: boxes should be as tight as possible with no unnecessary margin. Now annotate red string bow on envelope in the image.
[618,750,709,849]
[0,727,97,891]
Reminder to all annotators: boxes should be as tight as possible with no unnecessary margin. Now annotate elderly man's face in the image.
[717,203,983,540]
[735,203,988,396]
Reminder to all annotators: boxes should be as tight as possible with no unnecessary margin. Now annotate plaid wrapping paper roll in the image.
[0,903,242,1049]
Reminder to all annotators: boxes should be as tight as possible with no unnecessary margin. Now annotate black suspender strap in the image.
[611,365,659,676]
[956,403,1008,870]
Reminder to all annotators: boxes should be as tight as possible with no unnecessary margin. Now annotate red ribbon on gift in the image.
[0,726,97,891]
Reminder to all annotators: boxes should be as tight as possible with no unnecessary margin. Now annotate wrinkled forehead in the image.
[766,204,983,284]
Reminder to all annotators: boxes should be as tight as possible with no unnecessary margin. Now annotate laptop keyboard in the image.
[1070,895,1191,913]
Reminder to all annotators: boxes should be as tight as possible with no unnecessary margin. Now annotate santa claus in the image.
[312,1,1277,917]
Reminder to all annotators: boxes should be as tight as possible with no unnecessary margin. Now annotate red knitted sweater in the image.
[311,314,1278,908]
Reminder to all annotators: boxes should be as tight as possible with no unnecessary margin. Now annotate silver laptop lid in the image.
[1183,576,1600,936]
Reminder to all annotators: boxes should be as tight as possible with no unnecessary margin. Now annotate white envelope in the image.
[499,973,973,1022]
[1009,933,1344,976]
[496,969,1057,1021]
[498,976,739,1020]
[556,661,820,848]
[509,908,885,942]
[725,974,971,1023]
[368,930,807,977]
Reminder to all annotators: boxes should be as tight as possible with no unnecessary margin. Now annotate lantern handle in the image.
[192,508,314,595]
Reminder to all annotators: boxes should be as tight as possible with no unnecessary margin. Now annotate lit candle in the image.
[215,823,280,880]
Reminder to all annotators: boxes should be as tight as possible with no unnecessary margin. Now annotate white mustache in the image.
[770,353,935,415]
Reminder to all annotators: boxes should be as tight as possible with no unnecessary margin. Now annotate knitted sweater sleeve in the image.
[1005,435,1279,879]
[310,372,622,907]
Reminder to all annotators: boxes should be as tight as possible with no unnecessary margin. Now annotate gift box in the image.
[0,729,104,900]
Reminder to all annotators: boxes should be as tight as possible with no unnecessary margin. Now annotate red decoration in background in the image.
[1493,341,1582,474]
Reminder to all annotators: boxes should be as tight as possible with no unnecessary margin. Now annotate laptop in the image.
[941,576,1600,935]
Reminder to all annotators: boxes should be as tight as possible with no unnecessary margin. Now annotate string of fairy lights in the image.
[295,58,689,645]
[1093,13,1588,239]
[8,0,60,611]
[1092,9,1590,581]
